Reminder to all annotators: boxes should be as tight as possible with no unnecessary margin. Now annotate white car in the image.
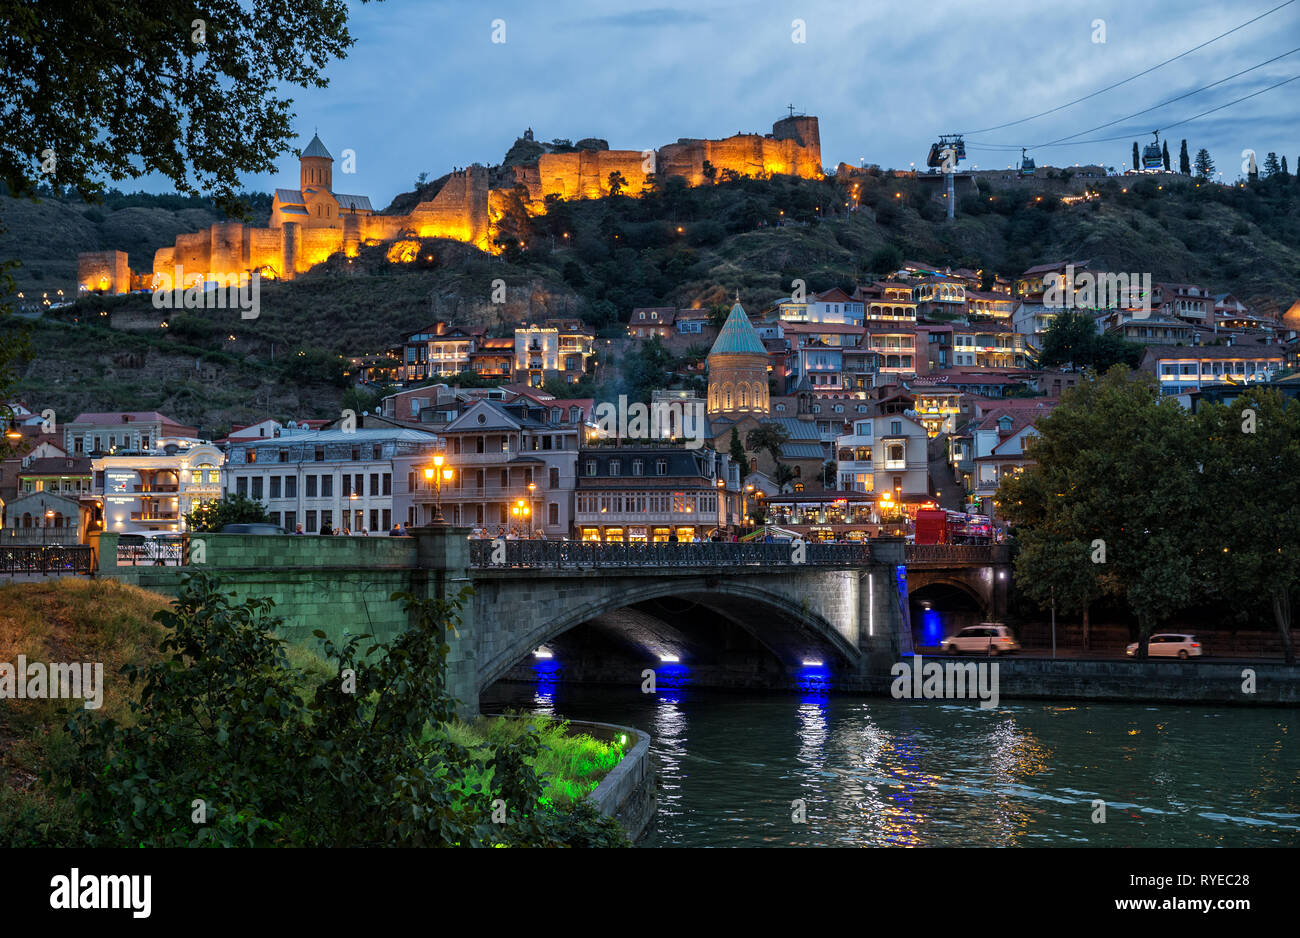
[941,624,1019,656]
[1126,633,1203,658]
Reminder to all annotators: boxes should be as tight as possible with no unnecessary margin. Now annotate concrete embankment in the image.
[571,720,656,841]
[853,656,1298,706]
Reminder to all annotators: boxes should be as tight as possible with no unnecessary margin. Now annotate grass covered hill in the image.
[6,168,1299,429]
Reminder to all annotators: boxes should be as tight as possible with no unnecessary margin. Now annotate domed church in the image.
[706,300,771,418]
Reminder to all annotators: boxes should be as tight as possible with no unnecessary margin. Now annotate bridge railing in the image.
[469,539,871,569]
[0,544,94,575]
[905,544,1008,564]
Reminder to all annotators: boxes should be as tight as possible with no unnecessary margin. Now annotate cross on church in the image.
[787,103,796,118]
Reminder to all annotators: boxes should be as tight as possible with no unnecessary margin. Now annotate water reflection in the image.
[480,680,1300,848]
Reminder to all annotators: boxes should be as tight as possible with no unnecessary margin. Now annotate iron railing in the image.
[469,539,871,568]
[905,544,1006,564]
[115,535,189,566]
[0,545,94,575]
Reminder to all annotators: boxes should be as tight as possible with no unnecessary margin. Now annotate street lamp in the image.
[512,498,531,536]
[424,453,451,525]
[527,480,537,537]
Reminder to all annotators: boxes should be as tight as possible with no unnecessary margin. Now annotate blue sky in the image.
[211,0,1300,205]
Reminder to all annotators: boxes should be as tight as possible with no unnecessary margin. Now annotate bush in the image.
[57,573,628,847]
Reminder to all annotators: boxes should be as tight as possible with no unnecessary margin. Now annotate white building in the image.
[834,413,929,497]
[223,428,439,534]
[395,398,581,535]
[93,440,224,533]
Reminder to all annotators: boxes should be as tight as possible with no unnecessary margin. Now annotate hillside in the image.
[6,169,1299,430]
[0,190,271,296]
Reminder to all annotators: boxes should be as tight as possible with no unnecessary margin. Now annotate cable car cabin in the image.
[1141,132,1163,171]
[1019,149,1036,177]
[926,143,944,168]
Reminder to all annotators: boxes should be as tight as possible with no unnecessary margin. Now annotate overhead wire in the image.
[956,0,1295,135]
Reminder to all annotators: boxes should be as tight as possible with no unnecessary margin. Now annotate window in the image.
[245,449,257,464]
[370,473,379,496]
[251,477,263,500]
[585,460,597,477]
[278,448,289,463]
[372,444,382,460]
[270,477,281,499]
[284,511,296,531]
[549,503,558,525]
[321,475,333,497]
[655,459,667,476]
[342,475,352,497]
[549,467,559,489]
[890,420,902,435]
[609,459,621,476]
[631,459,643,476]
[314,446,324,462]
[351,445,361,461]
[236,477,248,496]
[382,473,392,495]
[306,510,317,533]
[285,476,297,498]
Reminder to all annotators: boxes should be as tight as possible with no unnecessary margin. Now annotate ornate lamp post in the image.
[527,480,536,537]
[423,453,451,525]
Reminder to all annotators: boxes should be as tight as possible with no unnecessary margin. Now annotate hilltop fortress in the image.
[77,115,821,293]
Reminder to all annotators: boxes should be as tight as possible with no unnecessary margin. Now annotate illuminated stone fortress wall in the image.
[78,116,821,293]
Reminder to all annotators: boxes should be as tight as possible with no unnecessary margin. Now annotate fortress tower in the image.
[707,301,771,418]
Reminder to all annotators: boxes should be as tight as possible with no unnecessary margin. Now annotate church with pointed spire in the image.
[706,299,771,418]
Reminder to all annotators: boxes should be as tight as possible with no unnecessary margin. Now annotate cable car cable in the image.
[969,46,1300,151]
[955,0,1296,136]
[964,73,1299,153]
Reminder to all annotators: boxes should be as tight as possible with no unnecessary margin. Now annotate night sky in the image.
[176,0,1300,205]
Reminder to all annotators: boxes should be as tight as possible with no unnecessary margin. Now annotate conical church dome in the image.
[708,302,767,358]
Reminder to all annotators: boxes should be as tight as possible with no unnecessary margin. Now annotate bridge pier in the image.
[410,524,480,718]
[857,538,914,672]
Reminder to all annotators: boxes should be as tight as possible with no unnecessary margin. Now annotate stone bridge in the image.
[903,544,1013,622]
[87,529,1010,712]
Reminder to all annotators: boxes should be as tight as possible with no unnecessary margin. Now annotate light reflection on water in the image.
[481,681,1300,848]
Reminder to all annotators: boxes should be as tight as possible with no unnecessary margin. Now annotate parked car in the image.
[941,624,1019,656]
[219,523,286,534]
[1126,633,1202,658]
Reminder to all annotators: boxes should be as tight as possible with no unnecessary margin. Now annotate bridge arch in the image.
[476,576,862,692]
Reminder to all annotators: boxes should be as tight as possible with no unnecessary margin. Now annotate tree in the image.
[1,0,371,216]
[1132,141,1140,172]
[1195,391,1300,664]
[701,160,717,184]
[707,303,731,330]
[60,573,626,846]
[1283,156,1290,178]
[745,423,789,466]
[1179,139,1191,175]
[607,171,627,197]
[184,493,272,532]
[773,463,796,492]
[729,427,747,467]
[998,367,1201,657]
[1161,141,1170,172]
[1013,529,1101,650]
[621,334,675,403]
[1263,152,1281,177]
[1037,310,1097,368]
[1194,148,1215,179]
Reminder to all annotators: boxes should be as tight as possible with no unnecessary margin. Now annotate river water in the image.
[483,677,1299,847]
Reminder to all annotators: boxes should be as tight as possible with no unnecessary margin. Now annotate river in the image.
[482,675,1299,847]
